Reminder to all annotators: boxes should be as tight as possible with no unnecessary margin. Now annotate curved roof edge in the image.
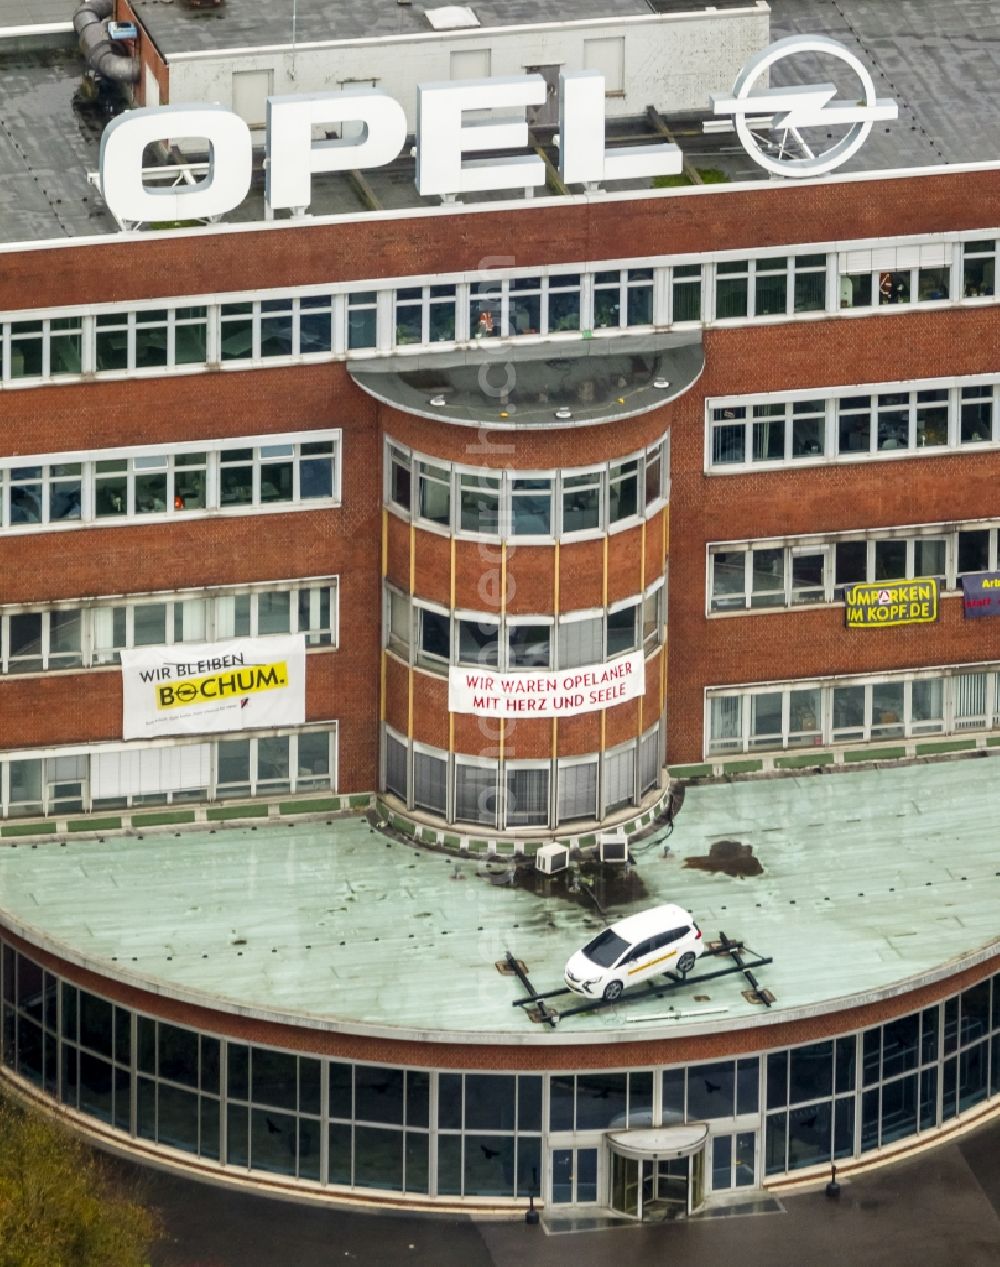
[2,914,996,1054]
[349,332,704,428]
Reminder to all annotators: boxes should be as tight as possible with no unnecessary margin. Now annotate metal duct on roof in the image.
[74,0,140,84]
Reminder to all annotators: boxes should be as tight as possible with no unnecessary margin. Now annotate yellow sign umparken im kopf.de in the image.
[844,578,939,629]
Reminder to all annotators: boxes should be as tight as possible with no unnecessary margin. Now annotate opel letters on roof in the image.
[98,37,897,225]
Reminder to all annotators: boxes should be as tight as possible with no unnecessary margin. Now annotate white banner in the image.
[121,635,306,740]
[448,651,646,719]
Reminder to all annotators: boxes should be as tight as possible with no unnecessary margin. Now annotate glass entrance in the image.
[609,1148,706,1219]
[610,1150,640,1216]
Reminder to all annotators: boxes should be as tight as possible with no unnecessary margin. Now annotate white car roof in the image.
[606,903,695,944]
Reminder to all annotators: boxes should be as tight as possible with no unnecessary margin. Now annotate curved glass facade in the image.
[383,723,662,829]
[385,439,668,543]
[2,938,999,1207]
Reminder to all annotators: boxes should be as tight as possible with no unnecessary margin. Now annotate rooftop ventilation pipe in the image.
[74,0,140,84]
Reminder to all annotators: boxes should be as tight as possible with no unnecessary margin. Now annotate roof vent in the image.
[425,5,480,30]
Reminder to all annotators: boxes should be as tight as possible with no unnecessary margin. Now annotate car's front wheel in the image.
[676,951,697,975]
[603,979,624,1002]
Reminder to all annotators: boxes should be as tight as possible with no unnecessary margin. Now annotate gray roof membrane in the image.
[0,757,997,1043]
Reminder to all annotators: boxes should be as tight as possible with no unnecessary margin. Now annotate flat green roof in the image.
[0,758,997,1046]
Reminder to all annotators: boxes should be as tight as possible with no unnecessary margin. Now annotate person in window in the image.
[475,311,495,338]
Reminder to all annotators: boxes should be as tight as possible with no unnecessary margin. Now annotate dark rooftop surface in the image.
[126,0,734,56]
[349,333,703,428]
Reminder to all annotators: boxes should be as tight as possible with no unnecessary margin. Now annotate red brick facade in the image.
[3,168,1000,773]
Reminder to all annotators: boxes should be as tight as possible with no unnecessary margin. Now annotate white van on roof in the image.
[564,903,703,1001]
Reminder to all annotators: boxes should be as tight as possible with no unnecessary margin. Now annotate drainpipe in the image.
[73,0,139,84]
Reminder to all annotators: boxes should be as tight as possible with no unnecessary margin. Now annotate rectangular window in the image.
[791,400,826,459]
[388,590,411,657]
[547,274,581,333]
[395,287,424,346]
[608,461,639,524]
[750,547,784,607]
[510,478,552,537]
[95,313,129,372]
[626,269,654,325]
[752,404,785,462]
[173,307,208,365]
[749,693,783,749]
[418,462,451,527]
[963,240,996,297]
[957,529,990,575]
[561,470,602,534]
[711,550,748,612]
[838,396,873,454]
[455,763,498,827]
[49,317,82,376]
[470,279,502,339]
[505,767,549,827]
[875,393,910,452]
[603,745,635,813]
[347,292,378,350]
[790,551,826,603]
[389,448,411,512]
[715,260,749,319]
[754,257,787,316]
[606,604,638,657]
[413,750,447,816]
[418,608,451,665]
[298,295,334,354]
[593,270,624,330]
[711,407,747,465]
[460,473,500,534]
[385,732,408,801]
[557,760,598,823]
[792,254,827,311]
[558,614,602,668]
[509,276,542,337]
[507,624,551,669]
[960,385,993,444]
[910,678,944,734]
[259,298,294,357]
[458,617,499,667]
[2,435,337,531]
[394,285,457,346]
[219,302,254,361]
[644,444,664,506]
[671,264,702,322]
[915,389,949,448]
[642,587,662,650]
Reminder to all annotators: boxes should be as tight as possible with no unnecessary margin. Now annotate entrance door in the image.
[609,1148,707,1219]
[551,1147,599,1205]
[610,1151,640,1217]
[653,1158,688,1214]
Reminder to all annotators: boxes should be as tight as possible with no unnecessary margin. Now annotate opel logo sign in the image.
[711,35,898,178]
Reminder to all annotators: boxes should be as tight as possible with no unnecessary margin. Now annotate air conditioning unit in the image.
[598,836,629,864]
[535,843,570,875]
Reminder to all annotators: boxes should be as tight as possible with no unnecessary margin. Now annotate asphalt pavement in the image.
[109,1115,1000,1267]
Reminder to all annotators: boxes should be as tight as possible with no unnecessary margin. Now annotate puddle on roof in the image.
[684,840,764,879]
